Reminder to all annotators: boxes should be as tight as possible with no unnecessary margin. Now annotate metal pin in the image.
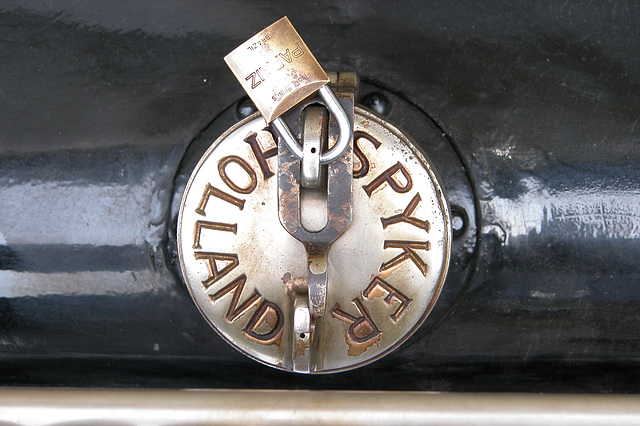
[292,296,312,373]
[300,107,327,188]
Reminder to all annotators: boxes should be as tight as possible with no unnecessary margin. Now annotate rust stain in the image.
[345,330,381,357]
[294,337,310,360]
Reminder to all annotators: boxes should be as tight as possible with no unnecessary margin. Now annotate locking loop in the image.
[272,85,352,165]
[272,116,302,159]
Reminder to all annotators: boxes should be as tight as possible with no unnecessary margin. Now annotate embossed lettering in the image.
[278,49,292,63]
[244,131,278,179]
[209,275,263,322]
[278,43,305,62]
[194,252,239,289]
[353,131,382,179]
[363,162,412,197]
[291,42,304,58]
[363,276,413,323]
[245,69,264,89]
[193,221,237,250]
[195,183,245,216]
[381,193,430,232]
[331,298,381,356]
[380,240,430,277]
[243,301,284,346]
[218,155,258,194]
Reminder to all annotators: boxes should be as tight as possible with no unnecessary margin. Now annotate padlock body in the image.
[224,17,330,123]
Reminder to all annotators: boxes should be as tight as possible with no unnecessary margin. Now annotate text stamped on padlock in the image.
[224,16,330,123]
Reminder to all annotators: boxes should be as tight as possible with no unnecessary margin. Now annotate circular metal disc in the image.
[178,107,451,373]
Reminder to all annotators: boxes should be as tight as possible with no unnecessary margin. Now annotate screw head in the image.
[361,92,391,116]
[236,97,257,119]
[450,206,467,237]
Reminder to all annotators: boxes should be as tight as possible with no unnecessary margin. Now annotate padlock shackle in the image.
[272,85,352,164]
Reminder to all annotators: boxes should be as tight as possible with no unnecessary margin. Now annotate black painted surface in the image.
[0,1,639,391]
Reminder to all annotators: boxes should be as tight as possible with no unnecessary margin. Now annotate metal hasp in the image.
[276,73,356,372]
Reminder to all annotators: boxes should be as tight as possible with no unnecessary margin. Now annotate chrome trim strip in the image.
[1,389,640,425]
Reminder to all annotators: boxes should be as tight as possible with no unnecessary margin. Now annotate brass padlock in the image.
[225,17,352,167]
[224,16,329,124]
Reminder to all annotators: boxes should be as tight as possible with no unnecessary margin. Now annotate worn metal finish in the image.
[177,106,450,372]
[0,0,639,391]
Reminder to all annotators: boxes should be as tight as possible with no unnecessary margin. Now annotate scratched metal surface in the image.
[0,1,639,391]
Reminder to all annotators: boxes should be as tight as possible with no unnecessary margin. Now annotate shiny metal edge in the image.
[1,389,640,426]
